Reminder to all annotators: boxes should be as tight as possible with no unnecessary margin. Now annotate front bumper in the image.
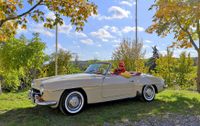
[28,89,57,106]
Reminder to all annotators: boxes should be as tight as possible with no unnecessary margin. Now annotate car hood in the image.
[32,73,96,89]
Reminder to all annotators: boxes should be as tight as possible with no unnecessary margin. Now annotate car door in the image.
[102,74,134,98]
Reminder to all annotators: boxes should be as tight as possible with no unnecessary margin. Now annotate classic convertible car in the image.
[29,62,165,115]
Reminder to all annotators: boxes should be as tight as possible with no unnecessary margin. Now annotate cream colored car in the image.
[29,62,165,115]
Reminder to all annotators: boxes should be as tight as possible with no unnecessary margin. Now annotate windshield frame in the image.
[85,62,112,75]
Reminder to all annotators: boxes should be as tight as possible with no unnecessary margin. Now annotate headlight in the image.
[40,84,45,94]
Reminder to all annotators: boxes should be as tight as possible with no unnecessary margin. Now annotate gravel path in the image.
[104,113,200,126]
[132,114,200,126]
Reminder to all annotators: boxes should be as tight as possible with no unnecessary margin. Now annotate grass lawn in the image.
[0,89,200,126]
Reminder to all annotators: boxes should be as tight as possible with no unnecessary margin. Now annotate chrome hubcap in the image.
[146,88,153,97]
[65,91,84,113]
[69,96,80,108]
[144,85,155,101]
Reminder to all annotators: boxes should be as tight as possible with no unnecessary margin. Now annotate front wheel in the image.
[59,90,85,115]
[141,85,155,102]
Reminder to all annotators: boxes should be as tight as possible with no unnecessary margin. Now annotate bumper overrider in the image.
[28,89,57,106]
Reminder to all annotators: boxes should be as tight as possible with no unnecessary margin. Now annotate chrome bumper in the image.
[28,89,57,106]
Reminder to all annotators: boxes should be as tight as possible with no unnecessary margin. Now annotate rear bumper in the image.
[28,89,57,106]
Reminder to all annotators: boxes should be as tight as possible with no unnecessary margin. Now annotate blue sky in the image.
[16,0,197,60]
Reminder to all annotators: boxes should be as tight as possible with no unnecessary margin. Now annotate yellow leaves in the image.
[168,42,177,48]
[146,23,158,33]
[0,34,8,42]
[0,21,17,42]
[148,0,199,51]
[43,0,97,31]
[0,11,5,20]
[0,0,97,41]
[21,24,26,29]
[18,2,23,9]
[177,31,186,41]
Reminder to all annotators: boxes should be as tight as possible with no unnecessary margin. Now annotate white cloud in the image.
[103,25,119,33]
[74,32,87,38]
[143,45,150,49]
[113,44,120,48]
[102,25,122,36]
[58,23,72,34]
[53,43,67,51]
[95,52,100,55]
[120,1,136,7]
[97,44,102,47]
[46,11,56,20]
[144,40,152,43]
[93,6,130,20]
[81,39,94,45]
[113,39,121,43]
[76,45,80,48]
[58,43,67,50]
[122,26,145,33]
[102,39,109,42]
[90,28,114,41]
[30,23,54,37]
[108,6,130,19]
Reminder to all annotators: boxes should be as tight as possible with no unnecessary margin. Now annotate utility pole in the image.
[55,20,58,76]
[135,0,138,45]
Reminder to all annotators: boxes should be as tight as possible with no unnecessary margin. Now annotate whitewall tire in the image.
[142,85,155,102]
[59,90,85,115]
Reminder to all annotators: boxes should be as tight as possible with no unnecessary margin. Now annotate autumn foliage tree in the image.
[147,0,200,92]
[112,39,147,72]
[0,0,97,41]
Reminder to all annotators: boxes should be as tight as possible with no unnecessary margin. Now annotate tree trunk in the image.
[197,51,200,92]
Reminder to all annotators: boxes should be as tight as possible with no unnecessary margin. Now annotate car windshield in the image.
[85,63,110,75]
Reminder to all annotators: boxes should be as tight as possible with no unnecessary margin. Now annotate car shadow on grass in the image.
[0,94,200,126]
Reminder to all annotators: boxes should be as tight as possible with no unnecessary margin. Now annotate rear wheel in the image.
[141,85,155,102]
[59,90,85,115]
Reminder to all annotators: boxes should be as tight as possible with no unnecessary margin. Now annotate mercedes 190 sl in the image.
[29,62,165,115]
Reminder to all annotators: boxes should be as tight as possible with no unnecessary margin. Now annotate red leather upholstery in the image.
[114,61,126,75]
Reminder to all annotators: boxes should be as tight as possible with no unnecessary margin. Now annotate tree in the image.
[147,0,200,92]
[0,75,2,94]
[0,33,46,91]
[175,52,194,88]
[0,0,97,41]
[112,39,147,72]
[153,48,177,87]
[43,49,81,77]
[153,49,195,89]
